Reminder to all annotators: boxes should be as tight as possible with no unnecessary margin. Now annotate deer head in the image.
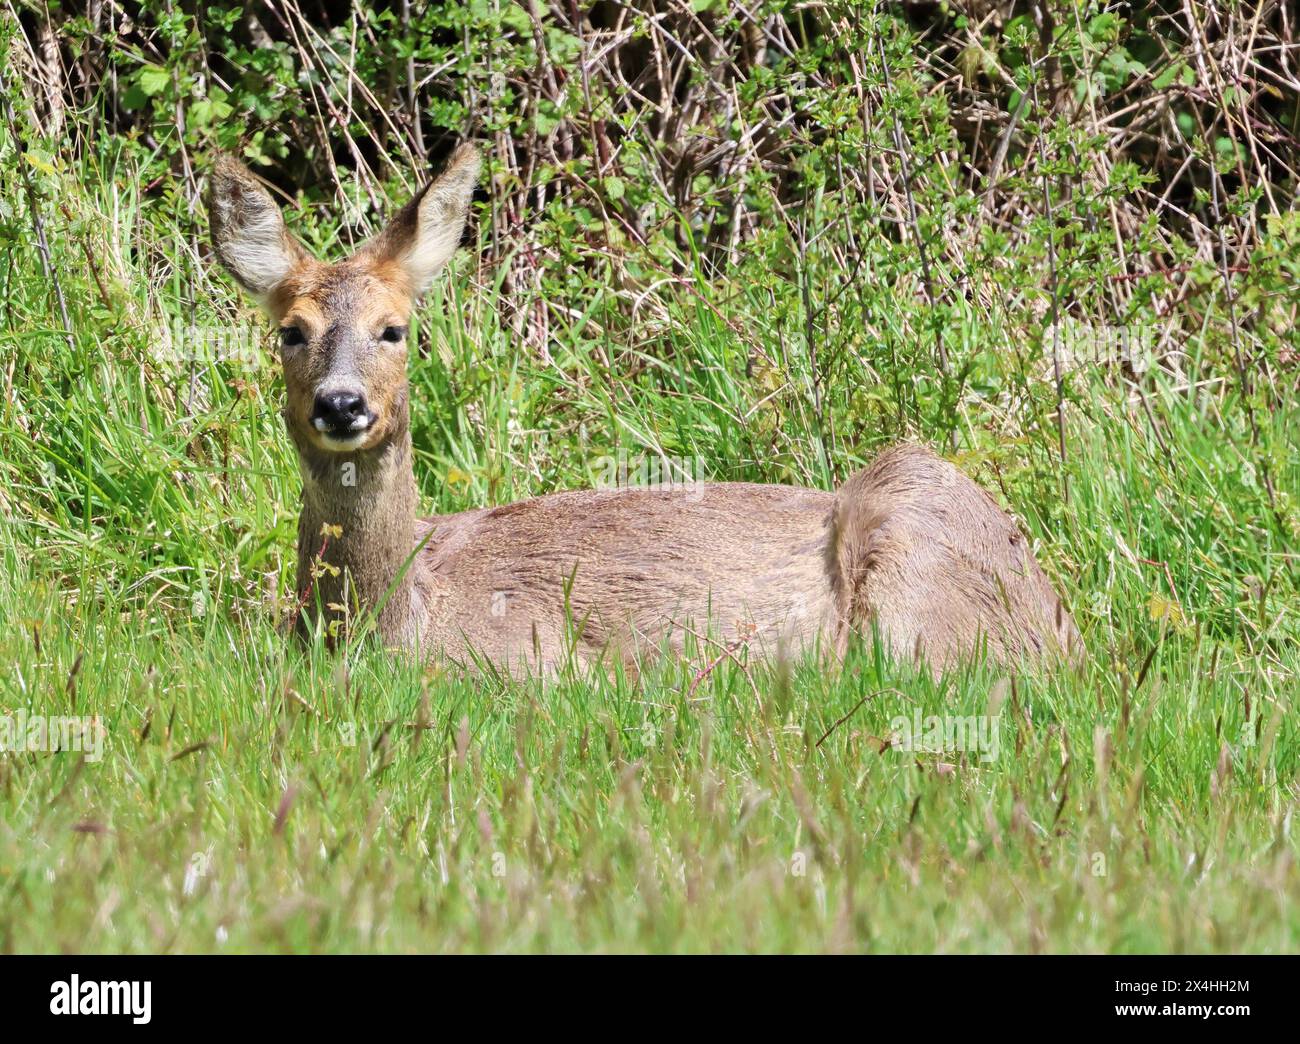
[207,146,480,455]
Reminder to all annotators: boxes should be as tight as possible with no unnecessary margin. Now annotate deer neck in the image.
[289,388,423,645]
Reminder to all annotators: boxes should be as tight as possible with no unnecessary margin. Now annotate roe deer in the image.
[208,145,1081,675]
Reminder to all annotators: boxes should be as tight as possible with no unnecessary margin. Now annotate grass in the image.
[2,125,1299,955]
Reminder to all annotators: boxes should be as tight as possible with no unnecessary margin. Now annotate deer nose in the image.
[311,390,372,435]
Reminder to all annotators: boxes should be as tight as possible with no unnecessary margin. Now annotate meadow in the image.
[0,1,1297,952]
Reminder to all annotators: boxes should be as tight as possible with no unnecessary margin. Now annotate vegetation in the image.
[0,0,1297,952]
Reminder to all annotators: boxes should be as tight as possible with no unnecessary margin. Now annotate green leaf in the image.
[1152,61,1184,90]
[25,151,57,176]
[137,64,171,97]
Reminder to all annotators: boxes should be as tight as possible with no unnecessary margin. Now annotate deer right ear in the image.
[367,144,481,298]
[207,156,309,301]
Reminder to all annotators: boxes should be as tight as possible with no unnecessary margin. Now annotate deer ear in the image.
[369,144,480,297]
[207,156,309,301]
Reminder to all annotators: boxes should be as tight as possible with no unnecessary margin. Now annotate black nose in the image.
[311,390,371,434]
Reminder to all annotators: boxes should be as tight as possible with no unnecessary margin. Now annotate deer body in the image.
[210,146,1080,675]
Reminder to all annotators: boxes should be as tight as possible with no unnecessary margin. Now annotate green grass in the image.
[2,139,1299,954]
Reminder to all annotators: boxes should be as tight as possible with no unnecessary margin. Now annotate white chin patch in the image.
[319,431,369,451]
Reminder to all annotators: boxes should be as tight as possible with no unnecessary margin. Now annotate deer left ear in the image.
[207,155,310,301]
[369,144,480,298]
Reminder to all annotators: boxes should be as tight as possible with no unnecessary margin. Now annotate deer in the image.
[207,144,1081,677]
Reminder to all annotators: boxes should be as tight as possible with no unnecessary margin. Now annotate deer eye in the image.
[380,325,406,344]
[280,325,306,348]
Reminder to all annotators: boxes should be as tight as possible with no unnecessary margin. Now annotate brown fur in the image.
[273,260,414,455]
[207,146,1081,676]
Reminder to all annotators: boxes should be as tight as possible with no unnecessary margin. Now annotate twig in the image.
[815,687,905,749]
[0,63,74,353]
[684,626,757,705]
[877,33,954,453]
[285,530,334,635]
[1029,61,1069,504]
[1108,263,1250,282]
